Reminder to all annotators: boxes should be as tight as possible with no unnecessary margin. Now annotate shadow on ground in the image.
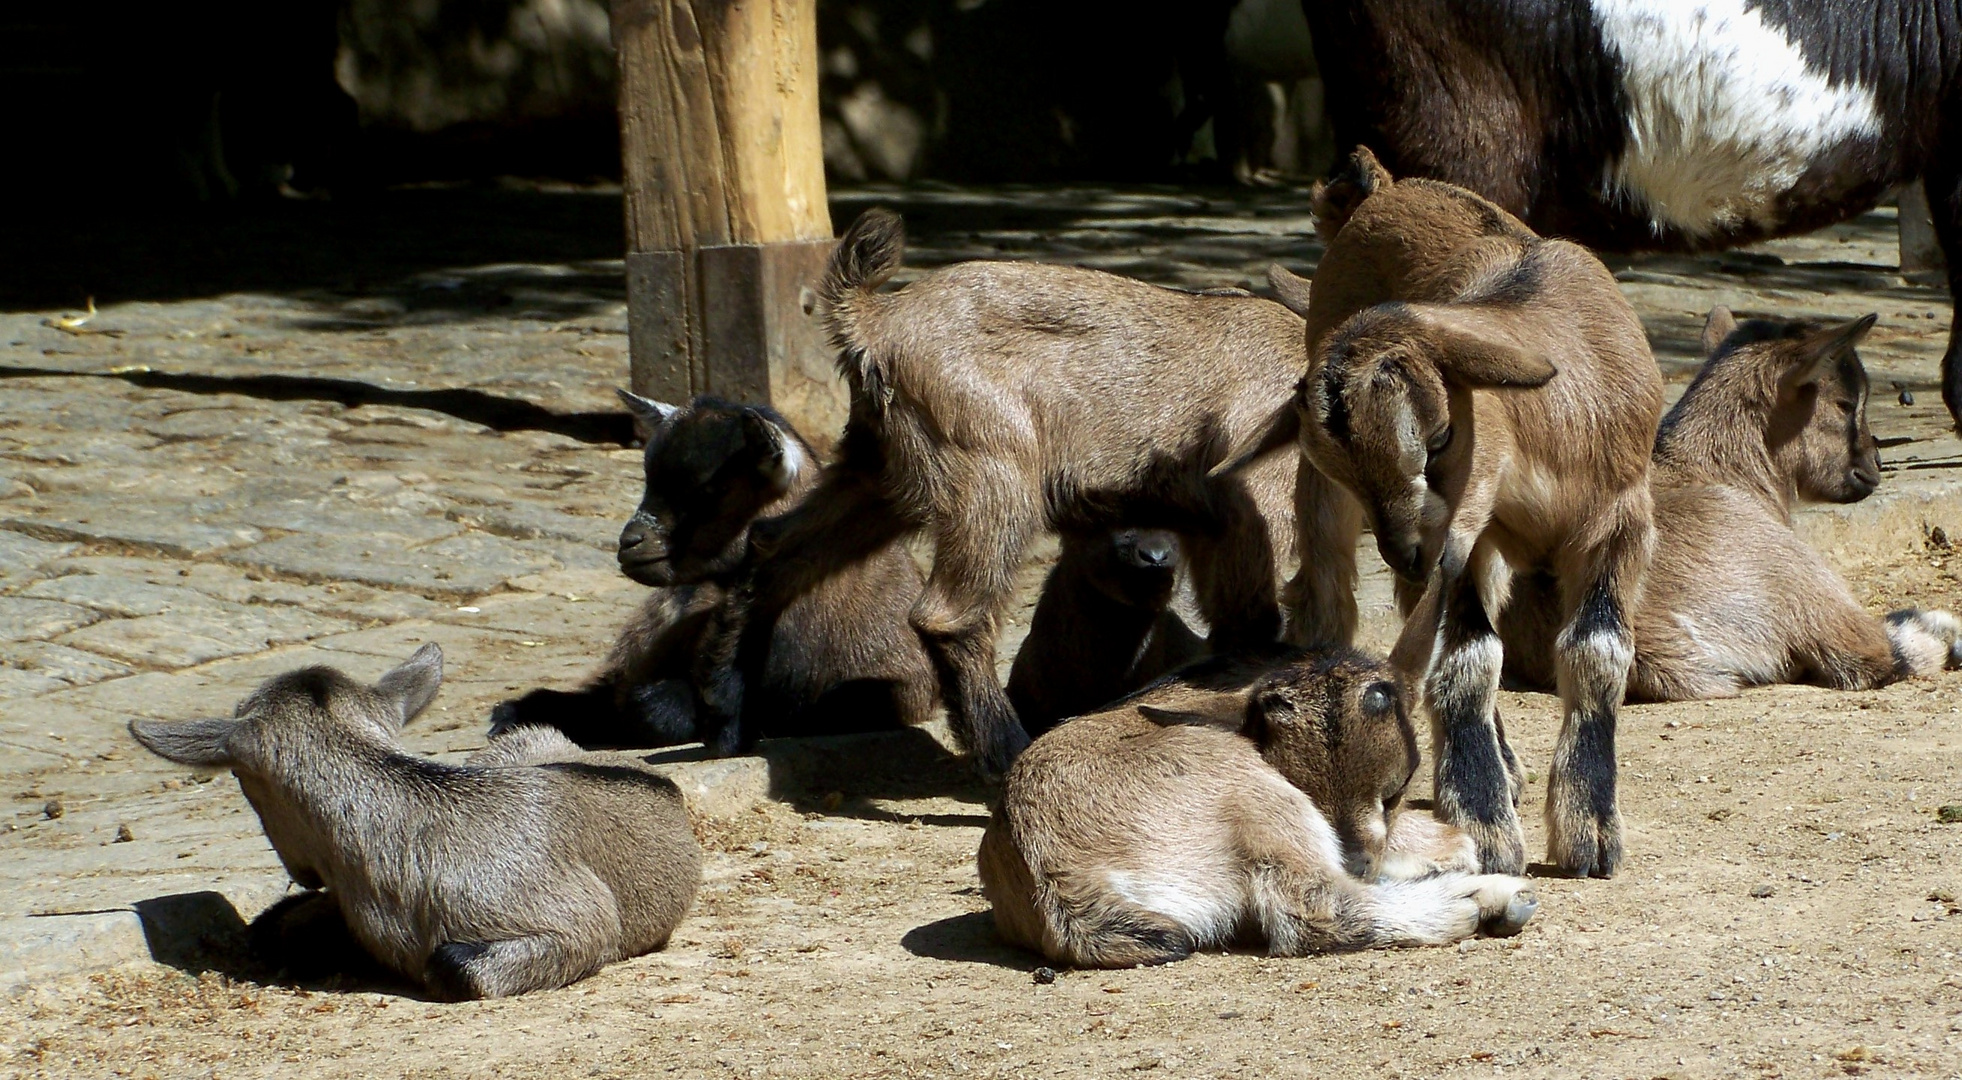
[900,910,1034,970]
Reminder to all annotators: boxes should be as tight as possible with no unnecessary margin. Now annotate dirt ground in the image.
[4,186,1962,1079]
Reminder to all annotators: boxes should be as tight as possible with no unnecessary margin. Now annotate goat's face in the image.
[127,644,445,887]
[1298,306,1554,582]
[1242,650,1416,881]
[614,392,807,586]
[1082,528,1181,609]
[1775,319,1880,504]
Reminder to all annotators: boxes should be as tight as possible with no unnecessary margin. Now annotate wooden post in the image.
[611,0,843,442]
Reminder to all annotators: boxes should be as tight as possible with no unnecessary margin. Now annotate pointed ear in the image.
[129,718,237,767]
[1310,146,1394,241]
[1781,313,1877,393]
[616,389,681,441]
[1700,305,1738,355]
[1266,264,1313,317]
[740,409,801,489]
[376,643,443,726]
[1411,307,1558,389]
[1211,401,1301,478]
[1239,687,1299,746]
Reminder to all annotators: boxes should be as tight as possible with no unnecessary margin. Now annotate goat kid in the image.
[701,208,1305,778]
[1236,150,1662,878]
[1006,527,1206,736]
[979,647,1537,968]
[1502,308,1962,697]
[128,645,702,1000]
[491,393,937,754]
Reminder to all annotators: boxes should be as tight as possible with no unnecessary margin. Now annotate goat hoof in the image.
[1482,884,1539,937]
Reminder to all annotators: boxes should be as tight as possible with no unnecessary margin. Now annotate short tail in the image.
[816,209,907,398]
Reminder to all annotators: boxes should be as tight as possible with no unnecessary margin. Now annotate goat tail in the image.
[977,815,1192,969]
[816,208,907,399]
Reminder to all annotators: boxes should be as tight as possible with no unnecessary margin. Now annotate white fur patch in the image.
[1103,870,1240,946]
[768,429,807,488]
[1592,0,1882,235]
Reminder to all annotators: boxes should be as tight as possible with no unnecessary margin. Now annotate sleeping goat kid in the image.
[128,644,702,1000]
[1006,527,1206,736]
[1500,308,1962,697]
[491,393,937,753]
[979,648,1537,968]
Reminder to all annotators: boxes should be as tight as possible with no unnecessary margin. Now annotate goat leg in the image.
[1928,149,1962,432]
[1414,571,1526,875]
[1546,513,1647,879]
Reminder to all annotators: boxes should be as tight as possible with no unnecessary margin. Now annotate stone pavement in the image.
[2,181,1960,988]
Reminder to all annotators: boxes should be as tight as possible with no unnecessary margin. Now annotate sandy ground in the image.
[3,185,1962,1079]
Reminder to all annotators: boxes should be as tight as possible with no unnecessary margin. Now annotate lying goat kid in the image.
[492,393,937,753]
[1501,308,1962,697]
[979,648,1537,968]
[1006,528,1205,736]
[129,644,702,1000]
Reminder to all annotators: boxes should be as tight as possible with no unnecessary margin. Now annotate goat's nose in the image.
[619,516,664,557]
[619,519,647,552]
[1133,534,1176,568]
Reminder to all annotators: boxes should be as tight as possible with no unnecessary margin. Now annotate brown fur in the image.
[1006,528,1206,735]
[717,208,1305,778]
[978,648,1536,968]
[492,395,938,755]
[128,646,702,1000]
[1501,309,1962,698]
[1237,149,1664,878]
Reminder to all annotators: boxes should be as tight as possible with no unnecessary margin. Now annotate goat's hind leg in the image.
[1547,515,1647,879]
[423,934,603,1000]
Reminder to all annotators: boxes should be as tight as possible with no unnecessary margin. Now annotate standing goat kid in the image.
[705,208,1306,777]
[980,647,1537,968]
[1237,150,1662,878]
[1501,308,1962,697]
[129,644,702,1000]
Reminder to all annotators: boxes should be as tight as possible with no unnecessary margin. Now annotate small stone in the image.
[1750,884,1775,898]
[1936,804,1962,823]
[1032,966,1057,985]
[1900,390,1916,406]
[113,823,134,843]
[42,798,63,820]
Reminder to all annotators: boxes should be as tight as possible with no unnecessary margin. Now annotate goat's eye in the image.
[1361,682,1396,715]
[1425,426,1453,457]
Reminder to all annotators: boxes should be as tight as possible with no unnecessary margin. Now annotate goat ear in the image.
[1266,264,1313,317]
[1782,313,1878,392]
[1211,401,1301,478]
[616,389,681,441]
[1310,147,1393,240]
[129,717,237,767]
[377,643,443,726]
[1700,306,1738,355]
[1413,309,1558,389]
[740,409,801,489]
[1244,689,1299,743]
[1136,704,1212,727]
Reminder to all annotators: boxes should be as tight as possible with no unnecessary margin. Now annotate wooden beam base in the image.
[626,238,845,447]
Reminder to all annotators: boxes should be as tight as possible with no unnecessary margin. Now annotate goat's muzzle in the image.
[618,518,674,585]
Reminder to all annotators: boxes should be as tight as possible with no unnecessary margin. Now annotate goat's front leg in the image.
[1547,509,1650,879]
[1282,465,1361,647]
[1405,567,1524,875]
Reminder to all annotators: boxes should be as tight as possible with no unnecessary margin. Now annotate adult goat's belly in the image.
[1592,0,1883,238]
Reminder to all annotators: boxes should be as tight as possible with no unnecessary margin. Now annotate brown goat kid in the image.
[492,394,937,754]
[1236,149,1663,879]
[1005,528,1205,736]
[708,208,1305,777]
[979,648,1537,968]
[1501,309,1962,697]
